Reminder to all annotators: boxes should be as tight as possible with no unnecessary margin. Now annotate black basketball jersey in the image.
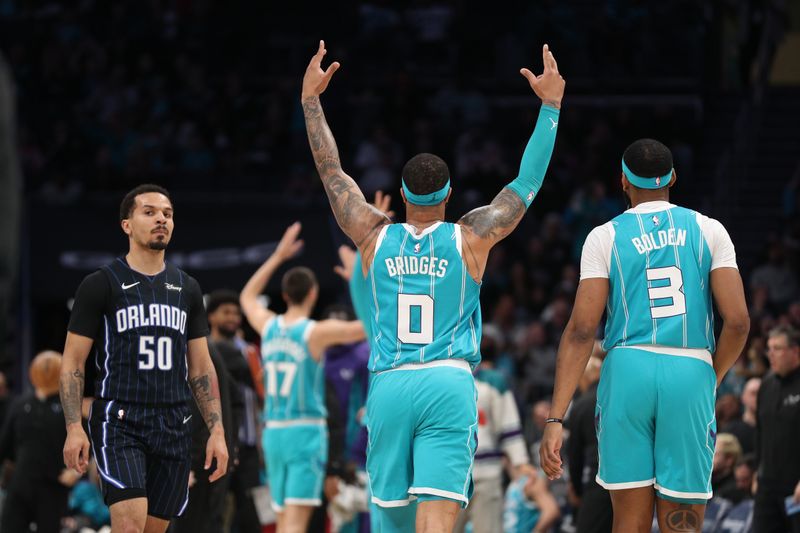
[68,258,209,405]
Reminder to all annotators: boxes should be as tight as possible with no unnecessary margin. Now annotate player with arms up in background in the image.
[540,139,751,532]
[239,222,365,533]
[301,40,565,533]
[60,184,228,533]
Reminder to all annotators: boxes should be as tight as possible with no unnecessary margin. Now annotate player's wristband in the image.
[506,104,560,208]
[545,417,563,424]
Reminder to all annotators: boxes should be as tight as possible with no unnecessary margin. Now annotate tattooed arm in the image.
[60,332,93,474]
[301,41,389,269]
[459,44,565,281]
[187,337,229,482]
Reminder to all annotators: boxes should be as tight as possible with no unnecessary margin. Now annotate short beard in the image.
[216,326,237,339]
[148,240,168,250]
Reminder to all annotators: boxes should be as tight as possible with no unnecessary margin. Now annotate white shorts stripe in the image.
[628,345,713,365]
[371,495,418,508]
[283,498,323,507]
[377,359,471,375]
[595,476,655,490]
[654,483,712,500]
[408,486,469,504]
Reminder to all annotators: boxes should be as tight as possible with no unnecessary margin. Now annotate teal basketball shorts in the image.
[595,346,717,504]
[366,360,478,508]
[263,420,328,511]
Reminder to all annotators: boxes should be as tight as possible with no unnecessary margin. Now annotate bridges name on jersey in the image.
[368,222,482,372]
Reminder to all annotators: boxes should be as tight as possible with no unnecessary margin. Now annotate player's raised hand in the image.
[334,245,358,281]
[539,422,564,480]
[63,426,91,475]
[205,430,229,483]
[520,44,565,109]
[373,190,395,219]
[302,40,340,100]
[273,222,304,263]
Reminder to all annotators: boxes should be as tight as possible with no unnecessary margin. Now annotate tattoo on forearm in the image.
[663,504,700,532]
[302,95,386,247]
[189,374,222,431]
[459,188,525,241]
[59,369,85,425]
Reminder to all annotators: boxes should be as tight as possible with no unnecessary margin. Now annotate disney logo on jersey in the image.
[165,283,182,292]
[384,255,448,278]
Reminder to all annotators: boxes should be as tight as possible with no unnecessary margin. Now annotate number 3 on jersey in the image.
[646,266,686,319]
[398,293,434,344]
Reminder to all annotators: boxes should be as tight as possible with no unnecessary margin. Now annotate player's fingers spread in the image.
[325,61,340,78]
[520,68,536,84]
[548,50,559,73]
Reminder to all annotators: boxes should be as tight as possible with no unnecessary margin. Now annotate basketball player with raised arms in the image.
[540,139,751,532]
[239,222,366,533]
[301,40,565,532]
[60,184,228,533]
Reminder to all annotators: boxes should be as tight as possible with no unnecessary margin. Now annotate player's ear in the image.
[399,188,407,205]
[445,188,452,204]
[620,173,630,194]
[668,170,677,188]
[121,219,132,236]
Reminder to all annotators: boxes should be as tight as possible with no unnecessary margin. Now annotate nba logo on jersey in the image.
[652,215,660,226]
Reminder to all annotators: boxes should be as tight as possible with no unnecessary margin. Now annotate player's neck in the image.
[405,205,445,232]
[284,305,311,323]
[630,192,670,208]
[126,247,166,276]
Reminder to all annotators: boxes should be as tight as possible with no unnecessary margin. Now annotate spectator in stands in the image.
[64,460,110,533]
[455,330,533,533]
[736,454,757,497]
[713,433,747,504]
[0,351,70,533]
[205,290,261,533]
[0,371,8,427]
[172,344,236,533]
[751,242,798,309]
[503,469,561,533]
[754,325,800,532]
[716,392,742,430]
[518,321,557,405]
[527,399,551,467]
[722,377,760,454]
[566,351,611,533]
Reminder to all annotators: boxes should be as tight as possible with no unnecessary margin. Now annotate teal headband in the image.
[622,159,672,190]
[402,178,451,206]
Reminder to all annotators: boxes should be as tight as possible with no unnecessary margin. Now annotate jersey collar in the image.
[626,200,675,214]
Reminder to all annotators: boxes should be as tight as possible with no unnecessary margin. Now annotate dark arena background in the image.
[1,1,799,532]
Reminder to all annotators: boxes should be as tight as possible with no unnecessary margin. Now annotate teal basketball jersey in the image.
[503,476,541,533]
[260,316,326,421]
[367,222,481,372]
[582,201,737,352]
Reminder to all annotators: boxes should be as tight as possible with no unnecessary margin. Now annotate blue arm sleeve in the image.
[348,250,372,339]
[506,104,560,208]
